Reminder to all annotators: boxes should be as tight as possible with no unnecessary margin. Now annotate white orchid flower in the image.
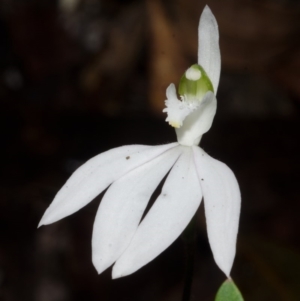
[38,6,241,279]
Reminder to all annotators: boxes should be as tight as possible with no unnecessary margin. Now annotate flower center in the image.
[178,64,214,103]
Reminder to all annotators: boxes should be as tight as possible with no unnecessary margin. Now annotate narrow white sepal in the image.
[112,147,202,278]
[38,143,179,227]
[192,146,241,277]
[92,145,182,274]
[163,84,196,128]
[198,6,221,93]
[175,91,216,146]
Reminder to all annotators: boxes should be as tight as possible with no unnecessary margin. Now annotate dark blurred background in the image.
[1,0,300,300]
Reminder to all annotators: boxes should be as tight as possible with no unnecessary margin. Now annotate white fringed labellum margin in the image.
[38,6,241,279]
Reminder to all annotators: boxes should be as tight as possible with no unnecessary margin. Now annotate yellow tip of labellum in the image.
[169,121,181,128]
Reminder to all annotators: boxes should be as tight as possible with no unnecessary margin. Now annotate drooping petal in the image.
[192,146,241,277]
[112,146,202,278]
[163,84,197,128]
[38,143,178,226]
[92,145,183,274]
[198,5,221,93]
[175,91,217,146]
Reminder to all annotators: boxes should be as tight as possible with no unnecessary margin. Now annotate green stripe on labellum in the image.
[178,64,214,101]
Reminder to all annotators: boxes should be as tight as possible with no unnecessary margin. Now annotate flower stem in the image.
[181,216,197,301]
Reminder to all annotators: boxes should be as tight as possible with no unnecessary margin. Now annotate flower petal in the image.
[38,143,179,227]
[175,91,217,146]
[198,6,221,93]
[92,145,183,274]
[163,84,196,128]
[193,146,241,277]
[112,146,202,278]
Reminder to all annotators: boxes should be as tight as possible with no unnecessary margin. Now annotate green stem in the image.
[181,216,197,301]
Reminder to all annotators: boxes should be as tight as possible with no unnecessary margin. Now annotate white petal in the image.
[175,91,217,146]
[92,146,183,274]
[112,146,202,278]
[192,146,241,277]
[198,6,221,93]
[162,84,196,128]
[38,143,178,226]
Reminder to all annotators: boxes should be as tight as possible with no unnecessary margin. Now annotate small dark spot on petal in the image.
[126,156,130,160]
